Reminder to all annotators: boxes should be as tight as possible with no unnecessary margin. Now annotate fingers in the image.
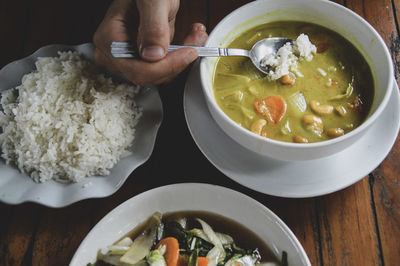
[116,23,208,85]
[136,0,172,61]
[182,23,208,46]
[93,0,207,86]
[152,23,209,84]
[116,48,198,85]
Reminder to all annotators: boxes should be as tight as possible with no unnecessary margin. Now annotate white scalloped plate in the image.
[0,43,163,207]
[71,183,311,266]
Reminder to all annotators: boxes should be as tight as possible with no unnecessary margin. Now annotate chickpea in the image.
[250,119,267,136]
[327,128,345,138]
[293,136,309,143]
[310,100,334,116]
[280,74,295,85]
[302,114,323,136]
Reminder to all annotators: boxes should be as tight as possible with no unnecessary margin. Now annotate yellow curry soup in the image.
[213,21,374,143]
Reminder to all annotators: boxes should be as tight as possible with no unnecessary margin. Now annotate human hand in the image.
[93,0,208,85]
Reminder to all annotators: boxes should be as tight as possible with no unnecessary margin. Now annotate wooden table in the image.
[0,0,399,265]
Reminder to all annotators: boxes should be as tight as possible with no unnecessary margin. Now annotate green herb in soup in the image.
[213,22,374,143]
[91,212,287,266]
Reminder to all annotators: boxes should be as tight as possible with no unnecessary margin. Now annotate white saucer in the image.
[184,62,400,198]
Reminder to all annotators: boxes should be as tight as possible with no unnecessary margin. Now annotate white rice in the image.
[0,52,142,182]
[260,33,317,80]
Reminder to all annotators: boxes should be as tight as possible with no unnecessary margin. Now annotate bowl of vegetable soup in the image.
[71,184,311,265]
[200,0,393,161]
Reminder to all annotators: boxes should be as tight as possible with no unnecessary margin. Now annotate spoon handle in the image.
[168,45,249,57]
[110,42,249,58]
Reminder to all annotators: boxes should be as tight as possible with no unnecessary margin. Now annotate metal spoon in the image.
[110,37,293,75]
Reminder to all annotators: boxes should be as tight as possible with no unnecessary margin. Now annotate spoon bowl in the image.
[249,37,293,74]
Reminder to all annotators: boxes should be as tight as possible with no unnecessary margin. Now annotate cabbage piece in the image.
[107,237,134,255]
[240,106,256,121]
[214,73,251,91]
[108,246,131,256]
[196,218,226,266]
[120,212,162,264]
[247,86,259,96]
[207,246,225,266]
[288,91,307,114]
[281,120,292,135]
[189,228,234,245]
[219,89,244,103]
[175,217,187,229]
[225,255,258,266]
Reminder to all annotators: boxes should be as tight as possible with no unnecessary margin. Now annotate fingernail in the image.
[192,24,206,32]
[141,46,165,60]
[184,49,198,64]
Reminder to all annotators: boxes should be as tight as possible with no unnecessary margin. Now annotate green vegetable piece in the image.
[330,76,354,101]
[147,249,167,266]
[188,250,199,266]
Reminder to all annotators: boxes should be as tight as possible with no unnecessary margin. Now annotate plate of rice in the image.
[0,43,163,207]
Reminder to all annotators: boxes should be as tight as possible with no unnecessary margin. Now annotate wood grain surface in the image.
[0,1,399,266]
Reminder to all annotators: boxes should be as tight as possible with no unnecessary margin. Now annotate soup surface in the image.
[213,21,374,143]
[92,211,284,265]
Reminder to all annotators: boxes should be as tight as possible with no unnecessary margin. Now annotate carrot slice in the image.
[197,257,210,266]
[264,96,287,124]
[254,96,286,124]
[155,237,180,266]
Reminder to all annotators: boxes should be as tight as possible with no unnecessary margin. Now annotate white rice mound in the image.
[260,33,317,80]
[0,52,142,182]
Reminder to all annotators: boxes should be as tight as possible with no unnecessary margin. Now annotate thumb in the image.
[137,0,170,62]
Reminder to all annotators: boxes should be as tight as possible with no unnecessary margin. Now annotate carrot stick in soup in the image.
[156,237,180,266]
[197,257,210,266]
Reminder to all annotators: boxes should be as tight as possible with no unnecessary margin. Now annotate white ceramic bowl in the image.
[0,43,163,207]
[200,0,394,161]
[71,183,311,265]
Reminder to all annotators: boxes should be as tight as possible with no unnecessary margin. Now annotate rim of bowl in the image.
[200,0,394,150]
